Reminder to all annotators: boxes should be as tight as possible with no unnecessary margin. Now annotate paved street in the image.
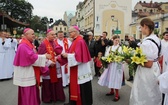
[0,77,131,105]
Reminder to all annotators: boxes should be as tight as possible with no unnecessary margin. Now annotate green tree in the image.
[1,0,33,23]
[29,16,47,33]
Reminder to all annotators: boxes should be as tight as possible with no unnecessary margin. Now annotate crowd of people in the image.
[0,17,168,105]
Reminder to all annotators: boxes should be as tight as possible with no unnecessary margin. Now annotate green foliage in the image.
[154,29,160,35]
[1,0,33,23]
[29,15,47,32]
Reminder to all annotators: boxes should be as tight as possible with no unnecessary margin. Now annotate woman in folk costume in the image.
[129,18,162,105]
[98,35,123,102]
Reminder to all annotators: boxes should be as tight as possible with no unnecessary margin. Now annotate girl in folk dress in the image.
[98,35,123,102]
[129,18,162,105]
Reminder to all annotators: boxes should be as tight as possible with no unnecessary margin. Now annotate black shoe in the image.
[64,103,70,105]
[127,78,133,81]
[94,74,98,77]
[42,100,52,103]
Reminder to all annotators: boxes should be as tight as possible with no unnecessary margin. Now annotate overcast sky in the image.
[27,0,168,20]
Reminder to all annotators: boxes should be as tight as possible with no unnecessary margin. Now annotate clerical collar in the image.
[73,36,78,41]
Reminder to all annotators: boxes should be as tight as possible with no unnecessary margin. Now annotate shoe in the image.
[43,101,52,103]
[113,96,120,102]
[127,78,133,81]
[106,92,114,96]
[94,74,98,77]
[64,103,70,105]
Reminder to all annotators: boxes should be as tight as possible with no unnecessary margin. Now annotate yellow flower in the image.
[106,57,113,63]
[138,56,148,66]
[101,57,106,60]
[135,47,142,55]
[114,56,124,63]
[123,46,129,53]
[131,55,140,64]
[128,47,133,51]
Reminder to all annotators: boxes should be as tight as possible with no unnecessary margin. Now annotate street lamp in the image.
[41,18,53,30]
[111,15,119,30]
[0,2,6,31]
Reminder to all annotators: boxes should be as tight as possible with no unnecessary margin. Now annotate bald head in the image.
[46,30,56,41]
[23,28,35,42]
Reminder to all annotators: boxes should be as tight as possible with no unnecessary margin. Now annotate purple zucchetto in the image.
[23,28,31,34]
[73,26,80,31]
[46,29,53,34]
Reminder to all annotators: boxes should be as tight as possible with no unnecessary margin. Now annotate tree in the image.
[29,16,48,33]
[1,0,33,23]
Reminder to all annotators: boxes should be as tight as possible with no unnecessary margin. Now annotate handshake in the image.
[45,53,52,59]
[45,53,68,59]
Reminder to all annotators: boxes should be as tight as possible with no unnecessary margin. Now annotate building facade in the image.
[76,2,85,31]
[84,0,94,32]
[134,1,161,14]
[63,11,76,27]
[130,13,168,39]
[94,0,132,39]
[70,16,77,26]
[50,19,68,34]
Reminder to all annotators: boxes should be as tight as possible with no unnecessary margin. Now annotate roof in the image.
[50,19,67,27]
[0,11,29,27]
[138,1,161,8]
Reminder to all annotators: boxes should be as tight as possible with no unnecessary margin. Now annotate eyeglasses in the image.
[50,34,56,36]
[68,31,75,34]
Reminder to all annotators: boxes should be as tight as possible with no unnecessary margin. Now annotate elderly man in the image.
[55,31,71,87]
[38,29,65,103]
[13,28,51,105]
[86,31,96,77]
[62,26,93,105]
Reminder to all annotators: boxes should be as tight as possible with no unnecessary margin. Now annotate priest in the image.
[62,26,93,105]
[55,30,71,87]
[38,29,65,103]
[13,28,51,105]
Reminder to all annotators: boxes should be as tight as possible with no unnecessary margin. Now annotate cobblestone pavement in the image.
[0,77,131,105]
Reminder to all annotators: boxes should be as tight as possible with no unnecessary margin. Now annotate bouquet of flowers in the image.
[100,49,124,74]
[131,47,147,66]
[121,46,147,75]
[121,46,134,61]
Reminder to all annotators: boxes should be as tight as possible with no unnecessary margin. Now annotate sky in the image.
[27,0,168,20]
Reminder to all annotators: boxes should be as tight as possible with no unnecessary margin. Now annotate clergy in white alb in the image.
[0,31,13,79]
[55,30,71,87]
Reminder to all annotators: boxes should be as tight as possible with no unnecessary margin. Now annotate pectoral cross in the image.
[47,46,53,54]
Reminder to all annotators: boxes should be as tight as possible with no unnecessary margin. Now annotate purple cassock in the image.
[13,43,41,105]
[38,40,66,103]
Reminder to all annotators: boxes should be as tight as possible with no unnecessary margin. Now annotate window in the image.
[60,27,62,31]
[64,28,66,31]
[144,9,146,12]
[56,27,57,30]
[150,9,153,13]
[166,6,168,9]
[166,28,168,31]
